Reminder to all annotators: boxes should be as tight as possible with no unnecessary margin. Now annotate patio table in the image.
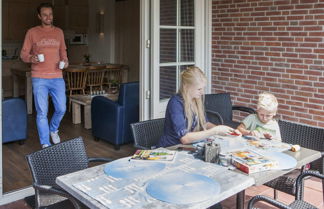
[56,152,255,209]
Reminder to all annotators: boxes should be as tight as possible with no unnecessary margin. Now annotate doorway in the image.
[141,0,209,119]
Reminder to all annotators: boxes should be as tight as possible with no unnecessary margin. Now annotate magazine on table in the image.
[130,149,177,162]
[231,149,278,174]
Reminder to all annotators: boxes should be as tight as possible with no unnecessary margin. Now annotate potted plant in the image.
[110,79,119,94]
[83,54,90,64]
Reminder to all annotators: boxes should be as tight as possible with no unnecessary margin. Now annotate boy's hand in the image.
[263,133,272,139]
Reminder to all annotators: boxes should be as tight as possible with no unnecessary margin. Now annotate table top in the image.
[70,93,118,105]
[168,137,321,186]
[67,63,126,71]
[56,152,255,209]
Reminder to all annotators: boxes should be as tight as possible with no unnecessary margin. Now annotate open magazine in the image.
[131,149,177,162]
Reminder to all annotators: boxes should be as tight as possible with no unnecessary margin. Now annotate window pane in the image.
[160,0,177,26]
[181,0,194,26]
[160,29,177,63]
[180,29,194,62]
[180,65,194,72]
[160,66,177,100]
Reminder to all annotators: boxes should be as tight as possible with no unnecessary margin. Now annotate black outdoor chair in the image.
[248,171,323,209]
[205,93,255,128]
[131,118,165,149]
[25,137,113,209]
[265,120,324,201]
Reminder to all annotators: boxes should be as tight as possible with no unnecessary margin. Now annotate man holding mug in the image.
[20,2,68,148]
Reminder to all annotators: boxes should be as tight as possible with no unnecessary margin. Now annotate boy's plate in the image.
[264,152,297,170]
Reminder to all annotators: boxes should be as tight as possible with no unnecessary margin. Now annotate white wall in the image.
[115,0,140,82]
[88,0,115,64]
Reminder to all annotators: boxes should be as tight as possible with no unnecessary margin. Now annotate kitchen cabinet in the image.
[2,0,89,41]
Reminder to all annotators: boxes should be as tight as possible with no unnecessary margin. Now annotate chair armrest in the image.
[232,105,256,114]
[33,183,81,209]
[295,170,324,200]
[206,110,224,125]
[248,195,290,209]
[88,157,114,163]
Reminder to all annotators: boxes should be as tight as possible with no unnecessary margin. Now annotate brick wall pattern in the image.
[212,0,324,128]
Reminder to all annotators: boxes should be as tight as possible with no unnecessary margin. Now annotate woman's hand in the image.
[210,125,234,136]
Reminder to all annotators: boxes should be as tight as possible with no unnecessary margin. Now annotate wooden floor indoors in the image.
[1,110,323,209]
[2,110,136,193]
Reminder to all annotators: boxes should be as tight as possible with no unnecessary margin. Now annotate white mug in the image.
[59,61,65,69]
[37,54,45,62]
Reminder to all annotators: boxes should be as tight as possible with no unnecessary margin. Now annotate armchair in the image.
[25,136,113,209]
[91,82,139,150]
[2,98,27,144]
[205,93,255,128]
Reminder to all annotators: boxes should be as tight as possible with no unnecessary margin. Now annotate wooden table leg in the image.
[236,190,245,209]
[26,72,33,114]
[72,102,81,124]
[12,73,19,97]
[84,105,91,129]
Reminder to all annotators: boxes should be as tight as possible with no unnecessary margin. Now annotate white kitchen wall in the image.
[88,0,115,64]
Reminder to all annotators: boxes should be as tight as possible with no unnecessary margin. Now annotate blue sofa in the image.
[2,98,28,144]
[91,82,139,149]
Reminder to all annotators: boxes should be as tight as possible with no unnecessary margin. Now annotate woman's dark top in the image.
[158,94,197,147]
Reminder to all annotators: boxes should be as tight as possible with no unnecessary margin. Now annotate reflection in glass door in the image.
[151,0,205,118]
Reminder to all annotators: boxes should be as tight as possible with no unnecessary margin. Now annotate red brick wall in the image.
[212,0,324,128]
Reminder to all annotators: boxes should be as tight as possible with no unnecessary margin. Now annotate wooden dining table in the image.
[10,63,128,115]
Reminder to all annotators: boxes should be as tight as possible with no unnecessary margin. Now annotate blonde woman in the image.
[158,66,234,147]
[237,92,281,140]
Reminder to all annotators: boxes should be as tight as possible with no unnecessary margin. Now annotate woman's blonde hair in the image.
[179,66,207,131]
[257,92,278,113]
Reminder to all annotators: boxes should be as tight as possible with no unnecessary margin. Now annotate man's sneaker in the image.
[42,144,50,149]
[50,130,61,144]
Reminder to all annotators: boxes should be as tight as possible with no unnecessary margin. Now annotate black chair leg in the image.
[236,190,245,209]
[18,140,25,145]
[274,189,278,199]
[94,137,100,141]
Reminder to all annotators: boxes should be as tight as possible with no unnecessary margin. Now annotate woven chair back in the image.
[131,118,165,149]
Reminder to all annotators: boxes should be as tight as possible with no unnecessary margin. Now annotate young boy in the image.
[237,92,281,141]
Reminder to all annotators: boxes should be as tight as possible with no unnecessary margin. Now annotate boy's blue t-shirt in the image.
[158,94,197,147]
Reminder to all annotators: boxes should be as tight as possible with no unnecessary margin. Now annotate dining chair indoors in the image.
[248,171,323,209]
[205,93,256,128]
[64,68,88,111]
[131,118,165,149]
[103,65,123,90]
[25,136,113,209]
[86,69,105,93]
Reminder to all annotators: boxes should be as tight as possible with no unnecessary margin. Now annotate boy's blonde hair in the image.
[179,66,207,131]
[257,92,278,113]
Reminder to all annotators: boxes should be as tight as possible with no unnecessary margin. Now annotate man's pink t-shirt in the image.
[20,26,68,78]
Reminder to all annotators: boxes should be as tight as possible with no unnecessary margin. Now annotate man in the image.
[20,2,68,148]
